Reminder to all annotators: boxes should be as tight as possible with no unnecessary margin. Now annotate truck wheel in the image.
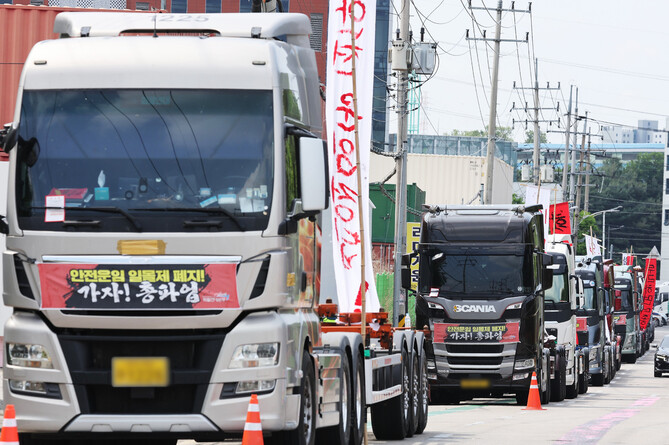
[591,372,605,386]
[316,353,352,445]
[351,352,366,445]
[566,358,578,399]
[578,350,589,394]
[371,345,410,440]
[550,354,566,402]
[416,348,429,434]
[408,349,420,437]
[540,366,551,406]
[271,350,316,445]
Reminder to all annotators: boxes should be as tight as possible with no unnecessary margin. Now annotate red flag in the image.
[548,202,571,235]
[639,258,657,331]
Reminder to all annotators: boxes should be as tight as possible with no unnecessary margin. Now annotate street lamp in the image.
[589,206,622,256]
[607,225,624,259]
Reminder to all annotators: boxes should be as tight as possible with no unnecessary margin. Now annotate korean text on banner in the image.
[584,235,601,258]
[325,0,380,312]
[549,202,571,235]
[640,258,657,330]
[406,223,420,292]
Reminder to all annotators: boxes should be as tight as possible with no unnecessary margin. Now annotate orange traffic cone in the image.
[0,404,19,444]
[522,371,545,411]
[242,394,263,445]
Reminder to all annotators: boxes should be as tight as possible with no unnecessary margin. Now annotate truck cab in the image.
[544,235,586,400]
[574,257,613,386]
[0,12,334,444]
[613,265,642,363]
[413,205,553,405]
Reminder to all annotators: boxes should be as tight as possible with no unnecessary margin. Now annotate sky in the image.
[387,0,669,144]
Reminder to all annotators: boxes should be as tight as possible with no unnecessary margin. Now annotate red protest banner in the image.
[639,258,657,331]
[548,202,571,235]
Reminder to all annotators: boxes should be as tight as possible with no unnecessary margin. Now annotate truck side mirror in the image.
[0,216,8,235]
[299,137,329,212]
[0,124,17,153]
[542,268,553,291]
[571,275,584,308]
[400,253,413,290]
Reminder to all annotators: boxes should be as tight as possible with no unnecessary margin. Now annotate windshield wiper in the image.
[34,206,142,232]
[133,207,246,231]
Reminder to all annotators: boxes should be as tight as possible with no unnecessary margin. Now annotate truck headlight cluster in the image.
[514,358,535,370]
[236,380,276,394]
[623,335,634,349]
[7,343,53,369]
[229,343,279,369]
[657,354,669,361]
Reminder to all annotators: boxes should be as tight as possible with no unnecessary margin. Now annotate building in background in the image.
[601,119,669,145]
[370,134,517,205]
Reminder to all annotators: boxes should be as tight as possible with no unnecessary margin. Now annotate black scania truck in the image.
[406,205,553,405]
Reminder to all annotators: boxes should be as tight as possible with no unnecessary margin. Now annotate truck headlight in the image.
[7,343,53,369]
[657,354,669,361]
[514,358,535,370]
[229,343,279,369]
[236,380,276,394]
[623,335,634,349]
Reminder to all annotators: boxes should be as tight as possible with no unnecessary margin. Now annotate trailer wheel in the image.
[566,355,579,399]
[550,352,566,402]
[407,349,420,437]
[351,352,366,445]
[578,350,589,394]
[416,348,429,435]
[316,353,352,445]
[271,350,316,445]
[371,345,410,440]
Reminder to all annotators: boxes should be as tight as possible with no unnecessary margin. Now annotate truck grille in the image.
[58,329,224,414]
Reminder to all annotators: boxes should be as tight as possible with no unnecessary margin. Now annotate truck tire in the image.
[270,350,316,445]
[578,350,589,394]
[540,366,551,406]
[550,353,566,402]
[566,357,579,399]
[591,372,605,386]
[371,345,410,440]
[408,349,420,437]
[316,353,352,445]
[351,352,366,445]
[416,348,429,435]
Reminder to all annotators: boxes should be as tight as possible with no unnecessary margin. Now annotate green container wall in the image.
[369,183,425,244]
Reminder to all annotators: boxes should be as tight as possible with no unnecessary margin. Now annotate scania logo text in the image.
[453,304,496,313]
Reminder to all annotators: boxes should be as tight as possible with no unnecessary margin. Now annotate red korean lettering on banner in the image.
[548,202,571,235]
[640,258,657,330]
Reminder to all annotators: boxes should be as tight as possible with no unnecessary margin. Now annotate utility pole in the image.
[512,61,560,185]
[569,88,579,204]
[584,131,592,212]
[562,85,572,201]
[467,1,529,203]
[391,0,410,327]
[572,110,588,241]
[532,58,540,185]
[484,0,502,202]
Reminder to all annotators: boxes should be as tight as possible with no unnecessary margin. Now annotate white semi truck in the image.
[0,12,428,444]
[544,234,587,401]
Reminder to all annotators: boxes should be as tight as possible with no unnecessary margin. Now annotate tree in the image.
[450,126,514,142]
[524,130,548,144]
[583,153,662,261]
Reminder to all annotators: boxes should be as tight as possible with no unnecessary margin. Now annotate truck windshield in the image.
[15,89,274,232]
[614,287,634,310]
[545,271,569,303]
[582,286,596,310]
[420,247,533,296]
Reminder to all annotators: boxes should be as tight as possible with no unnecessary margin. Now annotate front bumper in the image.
[4,311,298,435]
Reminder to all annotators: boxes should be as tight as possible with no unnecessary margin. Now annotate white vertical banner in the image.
[525,184,552,241]
[325,0,380,313]
[584,235,602,258]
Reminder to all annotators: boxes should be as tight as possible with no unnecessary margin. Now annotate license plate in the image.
[460,378,490,389]
[112,357,170,387]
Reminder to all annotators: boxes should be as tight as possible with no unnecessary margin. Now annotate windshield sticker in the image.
[429,288,439,297]
[199,196,217,207]
[433,322,520,343]
[38,263,239,310]
[217,194,236,205]
[44,195,65,222]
